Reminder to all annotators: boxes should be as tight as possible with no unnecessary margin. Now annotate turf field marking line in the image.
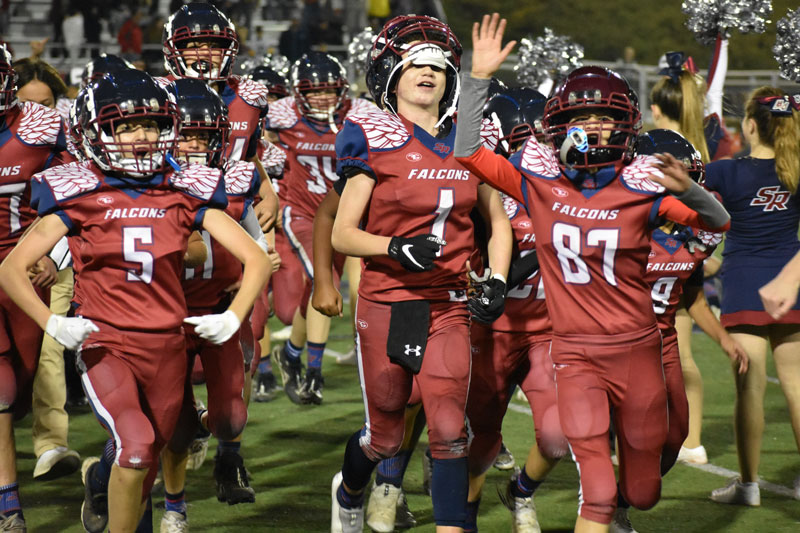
[767,375,780,385]
[507,400,795,497]
[684,462,795,498]
[324,348,345,359]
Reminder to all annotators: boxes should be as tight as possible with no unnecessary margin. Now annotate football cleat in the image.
[80,457,108,533]
[394,490,417,529]
[159,510,188,533]
[331,471,364,533]
[710,478,760,506]
[494,442,516,471]
[677,445,708,465]
[214,451,256,505]
[33,446,80,481]
[500,474,541,533]
[299,368,324,405]
[186,401,211,470]
[609,507,638,533]
[0,514,25,533]
[366,482,400,532]
[272,345,305,404]
[253,369,280,403]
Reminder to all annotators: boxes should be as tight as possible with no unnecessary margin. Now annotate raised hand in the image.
[471,13,517,79]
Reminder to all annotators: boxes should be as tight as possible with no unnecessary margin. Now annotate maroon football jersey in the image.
[269,96,377,220]
[33,161,227,330]
[0,101,65,260]
[646,226,721,331]
[336,109,481,302]
[513,144,668,336]
[492,193,551,334]
[183,160,260,313]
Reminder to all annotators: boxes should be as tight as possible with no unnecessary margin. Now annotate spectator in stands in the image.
[117,9,143,56]
[48,0,65,58]
[61,3,84,59]
[278,18,310,62]
[82,1,102,59]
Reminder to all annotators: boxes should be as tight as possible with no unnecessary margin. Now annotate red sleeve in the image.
[658,195,731,232]
[456,147,526,204]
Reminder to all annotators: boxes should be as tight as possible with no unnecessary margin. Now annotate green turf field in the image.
[12,311,800,532]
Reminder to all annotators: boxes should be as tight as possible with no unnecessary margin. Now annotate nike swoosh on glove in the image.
[387,234,446,272]
[467,276,506,324]
[45,314,99,351]
[184,310,241,344]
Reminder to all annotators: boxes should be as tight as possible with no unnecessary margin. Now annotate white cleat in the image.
[710,478,760,506]
[366,482,400,532]
[33,446,80,481]
[331,471,364,533]
[500,477,541,533]
[160,510,188,533]
[609,507,638,533]
[271,325,292,342]
[677,445,708,465]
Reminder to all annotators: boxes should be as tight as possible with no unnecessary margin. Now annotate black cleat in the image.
[253,369,280,403]
[214,452,256,505]
[299,368,324,405]
[80,458,108,533]
[272,345,305,404]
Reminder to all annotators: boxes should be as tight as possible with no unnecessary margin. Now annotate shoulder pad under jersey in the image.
[519,139,560,178]
[230,76,270,109]
[169,163,224,201]
[695,228,723,248]
[260,140,286,169]
[501,192,521,220]
[267,96,298,130]
[223,160,257,195]
[620,155,665,194]
[480,117,499,152]
[345,97,380,119]
[18,101,62,145]
[345,110,409,150]
[38,161,100,201]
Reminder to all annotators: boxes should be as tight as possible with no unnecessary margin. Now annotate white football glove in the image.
[184,310,241,345]
[45,314,99,351]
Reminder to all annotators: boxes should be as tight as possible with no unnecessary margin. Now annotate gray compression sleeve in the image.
[674,181,730,228]
[454,74,491,158]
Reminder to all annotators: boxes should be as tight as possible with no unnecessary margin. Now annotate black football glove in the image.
[387,234,446,272]
[468,275,507,324]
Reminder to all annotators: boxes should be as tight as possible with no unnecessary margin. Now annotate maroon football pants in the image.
[355,297,470,461]
[467,325,567,475]
[551,326,667,525]
[660,328,689,475]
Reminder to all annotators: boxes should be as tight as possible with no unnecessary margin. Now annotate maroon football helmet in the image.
[0,43,16,116]
[542,66,641,170]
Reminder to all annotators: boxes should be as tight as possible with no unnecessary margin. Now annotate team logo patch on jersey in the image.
[406,152,422,162]
[666,238,679,248]
[518,220,531,228]
[433,143,451,155]
[552,186,569,198]
[97,195,114,206]
[750,185,790,212]
[357,319,368,329]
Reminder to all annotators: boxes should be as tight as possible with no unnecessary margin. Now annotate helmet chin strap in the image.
[381,46,460,130]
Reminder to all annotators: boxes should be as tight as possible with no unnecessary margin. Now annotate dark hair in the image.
[746,86,800,195]
[650,71,710,163]
[12,58,68,102]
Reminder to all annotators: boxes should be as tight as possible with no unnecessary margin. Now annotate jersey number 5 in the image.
[552,222,619,286]
[123,227,154,284]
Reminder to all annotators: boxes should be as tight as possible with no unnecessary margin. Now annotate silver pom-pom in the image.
[347,27,376,75]
[514,28,584,87]
[682,0,772,46]
[264,53,291,76]
[774,8,800,82]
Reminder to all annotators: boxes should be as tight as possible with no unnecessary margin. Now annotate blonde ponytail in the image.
[650,71,710,162]
[746,87,800,194]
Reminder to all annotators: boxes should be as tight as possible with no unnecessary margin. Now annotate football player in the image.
[267,51,377,405]
[0,70,270,533]
[455,14,730,532]
[0,44,67,530]
[329,15,512,533]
